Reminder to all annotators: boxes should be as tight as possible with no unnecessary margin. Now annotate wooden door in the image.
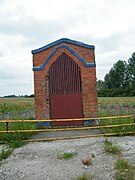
[49,53,83,126]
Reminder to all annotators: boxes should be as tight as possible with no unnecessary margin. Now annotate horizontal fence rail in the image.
[0,115,132,123]
[0,123,135,133]
[0,115,134,142]
[23,132,135,142]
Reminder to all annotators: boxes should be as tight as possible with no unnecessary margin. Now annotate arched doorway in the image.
[49,53,84,126]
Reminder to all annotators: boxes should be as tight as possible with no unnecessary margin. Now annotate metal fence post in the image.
[133,114,135,133]
[6,121,8,133]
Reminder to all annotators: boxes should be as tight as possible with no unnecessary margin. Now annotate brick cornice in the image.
[33,45,96,71]
[32,38,95,54]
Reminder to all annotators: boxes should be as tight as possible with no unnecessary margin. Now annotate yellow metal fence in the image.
[0,115,135,142]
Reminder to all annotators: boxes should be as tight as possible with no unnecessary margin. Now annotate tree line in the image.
[97,52,135,97]
[2,94,34,98]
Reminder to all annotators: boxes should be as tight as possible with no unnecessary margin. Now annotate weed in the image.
[115,158,135,180]
[0,147,13,161]
[73,173,93,180]
[104,139,121,154]
[57,150,76,160]
[5,133,24,149]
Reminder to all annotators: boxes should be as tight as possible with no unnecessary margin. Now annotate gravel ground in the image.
[0,136,135,180]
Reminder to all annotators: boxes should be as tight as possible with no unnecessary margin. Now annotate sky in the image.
[0,0,135,96]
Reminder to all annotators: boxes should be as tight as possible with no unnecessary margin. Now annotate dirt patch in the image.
[0,136,135,180]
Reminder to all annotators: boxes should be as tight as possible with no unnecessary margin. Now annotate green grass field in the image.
[0,98,34,114]
[0,97,135,142]
[1,97,135,116]
[98,97,135,135]
[98,97,135,117]
[0,98,36,144]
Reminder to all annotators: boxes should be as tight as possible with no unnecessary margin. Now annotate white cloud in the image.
[0,0,135,96]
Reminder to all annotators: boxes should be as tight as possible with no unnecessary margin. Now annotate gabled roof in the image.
[31,38,95,54]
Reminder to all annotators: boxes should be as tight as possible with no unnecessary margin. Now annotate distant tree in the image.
[104,60,127,89]
[4,95,16,98]
[24,95,29,98]
[97,80,105,90]
[104,73,112,88]
[128,52,135,90]
[98,53,135,97]
[29,94,34,98]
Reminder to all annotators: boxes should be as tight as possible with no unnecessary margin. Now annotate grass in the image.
[72,173,93,180]
[98,97,135,117]
[57,150,76,160]
[115,158,135,180]
[104,139,121,154]
[0,115,36,142]
[98,97,135,105]
[98,97,135,135]
[0,114,36,162]
[0,98,35,161]
[0,98,34,114]
[1,97,135,116]
[100,117,134,135]
[0,97,134,139]
[0,97,134,143]
[0,147,13,161]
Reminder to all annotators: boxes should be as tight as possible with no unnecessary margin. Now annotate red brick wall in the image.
[33,41,98,120]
